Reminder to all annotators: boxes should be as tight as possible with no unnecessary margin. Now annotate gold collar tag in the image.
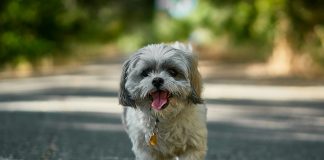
[149,132,157,146]
[148,118,159,147]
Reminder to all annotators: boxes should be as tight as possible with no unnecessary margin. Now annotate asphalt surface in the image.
[1,61,324,160]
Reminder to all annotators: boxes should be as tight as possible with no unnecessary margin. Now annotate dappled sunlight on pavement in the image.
[1,62,324,160]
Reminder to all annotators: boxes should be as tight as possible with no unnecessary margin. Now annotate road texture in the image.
[1,61,324,160]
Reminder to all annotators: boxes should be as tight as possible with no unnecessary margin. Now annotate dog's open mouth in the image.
[150,90,170,110]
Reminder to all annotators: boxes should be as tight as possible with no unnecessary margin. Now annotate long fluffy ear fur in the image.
[119,59,136,107]
[188,53,203,104]
[174,42,203,104]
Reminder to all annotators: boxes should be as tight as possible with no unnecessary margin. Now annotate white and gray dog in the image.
[119,42,207,160]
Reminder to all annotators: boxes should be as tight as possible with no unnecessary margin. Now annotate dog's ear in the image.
[174,42,203,104]
[119,59,136,108]
[188,53,203,104]
[172,42,203,104]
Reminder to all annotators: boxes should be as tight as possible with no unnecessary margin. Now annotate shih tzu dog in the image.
[119,42,207,160]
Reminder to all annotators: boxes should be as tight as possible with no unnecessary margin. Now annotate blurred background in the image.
[1,0,324,160]
[1,0,324,77]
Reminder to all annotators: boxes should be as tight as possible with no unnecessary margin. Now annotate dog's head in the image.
[119,42,203,116]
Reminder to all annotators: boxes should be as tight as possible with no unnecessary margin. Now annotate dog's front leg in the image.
[133,146,160,160]
[133,150,155,160]
[178,149,206,160]
[135,153,155,160]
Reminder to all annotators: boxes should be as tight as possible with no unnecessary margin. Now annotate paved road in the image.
[1,61,324,160]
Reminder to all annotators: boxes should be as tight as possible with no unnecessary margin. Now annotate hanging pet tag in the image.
[149,132,157,146]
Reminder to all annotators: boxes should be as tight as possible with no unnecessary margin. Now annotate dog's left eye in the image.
[168,69,178,77]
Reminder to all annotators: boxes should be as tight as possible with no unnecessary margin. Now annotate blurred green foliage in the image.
[0,0,323,68]
[0,0,153,68]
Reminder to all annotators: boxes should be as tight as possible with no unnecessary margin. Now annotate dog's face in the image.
[119,43,203,117]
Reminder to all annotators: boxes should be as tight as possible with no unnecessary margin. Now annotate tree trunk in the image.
[267,14,294,76]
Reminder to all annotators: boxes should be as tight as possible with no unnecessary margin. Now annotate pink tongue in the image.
[151,91,168,110]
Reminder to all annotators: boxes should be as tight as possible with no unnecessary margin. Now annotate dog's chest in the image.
[152,118,198,154]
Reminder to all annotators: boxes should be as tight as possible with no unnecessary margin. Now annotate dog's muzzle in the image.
[150,77,170,110]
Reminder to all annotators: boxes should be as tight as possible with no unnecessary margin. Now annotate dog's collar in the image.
[148,117,159,147]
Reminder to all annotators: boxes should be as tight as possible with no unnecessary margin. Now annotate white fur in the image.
[119,42,207,160]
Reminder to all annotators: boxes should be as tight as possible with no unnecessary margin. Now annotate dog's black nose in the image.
[152,77,164,88]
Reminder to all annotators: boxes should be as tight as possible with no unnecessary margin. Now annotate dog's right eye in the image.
[141,69,150,77]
